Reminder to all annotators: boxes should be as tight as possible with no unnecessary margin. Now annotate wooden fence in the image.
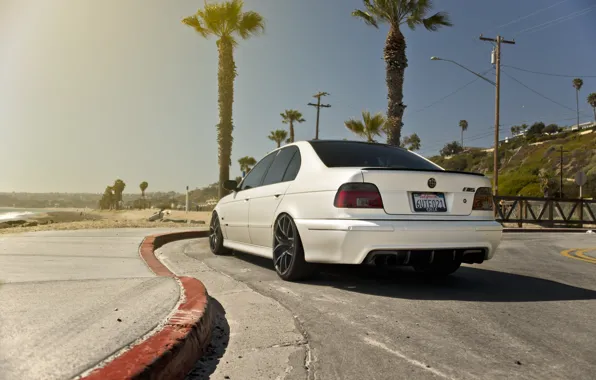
[494,196,596,228]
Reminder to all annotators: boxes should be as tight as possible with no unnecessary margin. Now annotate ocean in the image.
[0,208,41,221]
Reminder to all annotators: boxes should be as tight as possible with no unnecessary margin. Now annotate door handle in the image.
[274,194,281,198]
[244,198,250,202]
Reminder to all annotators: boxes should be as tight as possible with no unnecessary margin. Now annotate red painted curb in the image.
[81,230,211,380]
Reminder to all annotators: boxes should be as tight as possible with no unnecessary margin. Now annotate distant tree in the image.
[139,181,149,209]
[440,141,463,157]
[344,110,386,142]
[538,168,555,197]
[100,186,115,210]
[458,120,468,147]
[526,122,546,139]
[510,125,521,136]
[112,179,126,210]
[587,92,596,122]
[140,181,148,198]
[521,124,529,133]
[281,109,305,143]
[544,124,559,134]
[402,133,421,151]
[238,156,257,175]
[573,78,584,128]
[267,129,288,148]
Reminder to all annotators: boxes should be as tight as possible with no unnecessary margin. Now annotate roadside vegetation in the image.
[430,124,596,198]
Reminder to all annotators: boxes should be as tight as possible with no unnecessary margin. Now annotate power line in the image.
[492,0,570,31]
[513,6,594,36]
[410,68,493,115]
[500,69,590,115]
[501,64,596,78]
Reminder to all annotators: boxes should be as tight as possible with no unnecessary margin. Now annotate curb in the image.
[503,228,594,233]
[81,230,211,380]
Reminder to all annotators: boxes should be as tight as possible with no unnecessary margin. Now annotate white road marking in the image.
[363,337,457,380]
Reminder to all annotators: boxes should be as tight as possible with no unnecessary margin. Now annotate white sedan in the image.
[209,140,503,281]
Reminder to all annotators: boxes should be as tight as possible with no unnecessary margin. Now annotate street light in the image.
[430,57,496,86]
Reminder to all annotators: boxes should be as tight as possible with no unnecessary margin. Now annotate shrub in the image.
[518,183,542,197]
[498,170,537,196]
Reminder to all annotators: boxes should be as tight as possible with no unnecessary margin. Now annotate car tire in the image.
[272,213,316,281]
[413,260,461,276]
[209,212,232,256]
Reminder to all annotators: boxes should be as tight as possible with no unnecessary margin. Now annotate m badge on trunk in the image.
[427,178,436,189]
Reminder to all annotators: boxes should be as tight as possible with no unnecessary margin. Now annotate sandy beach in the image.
[0,208,211,235]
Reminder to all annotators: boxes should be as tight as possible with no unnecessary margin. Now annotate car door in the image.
[248,146,301,248]
[222,152,276,244]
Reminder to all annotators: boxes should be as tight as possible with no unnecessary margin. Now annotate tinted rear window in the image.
[309,141,441,170]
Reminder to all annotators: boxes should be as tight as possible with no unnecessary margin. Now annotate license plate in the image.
[412,192,447,212]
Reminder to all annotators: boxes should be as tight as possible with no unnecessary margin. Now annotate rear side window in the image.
[241,152,277,190]
[309,141,441,170]
[282,150,301,181]
[262,146,299,186]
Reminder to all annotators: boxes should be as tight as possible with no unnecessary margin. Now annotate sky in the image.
[0,0,595,193]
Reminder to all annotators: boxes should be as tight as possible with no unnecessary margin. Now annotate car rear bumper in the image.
[293,218,503,265]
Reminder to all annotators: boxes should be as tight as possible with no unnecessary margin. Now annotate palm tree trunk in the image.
[289,121,295,143]
[576,89,579,128]
[217,39,237,199]
[461,129,463,147]
[276,141,281,148]
[384,26,407,147]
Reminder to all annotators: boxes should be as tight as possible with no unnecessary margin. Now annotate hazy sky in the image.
[1,0,595,193]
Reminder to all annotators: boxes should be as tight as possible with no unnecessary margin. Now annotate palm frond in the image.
[344,119,366,136]
[238,11,265,39]
[573,78,583,90]
[182,15,210,37]
[351,9,379,28]
[368,112,386,134]
[421,11,452,31]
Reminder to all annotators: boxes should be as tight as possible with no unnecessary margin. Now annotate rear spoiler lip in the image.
[360,167,486,177]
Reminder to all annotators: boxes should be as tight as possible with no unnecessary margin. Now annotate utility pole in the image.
[308,92,331,140]
[185,186,189,224]
[479,35,515,197]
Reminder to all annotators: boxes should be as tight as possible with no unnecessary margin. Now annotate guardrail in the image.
[494,196,596,228]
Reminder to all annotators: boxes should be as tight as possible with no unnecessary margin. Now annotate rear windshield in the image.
[309,141,442,170]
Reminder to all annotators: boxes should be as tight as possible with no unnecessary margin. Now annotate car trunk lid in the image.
[361,168,489,216]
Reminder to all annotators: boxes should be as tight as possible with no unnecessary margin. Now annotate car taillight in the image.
[472,187,493,211]
[334,183,384,209]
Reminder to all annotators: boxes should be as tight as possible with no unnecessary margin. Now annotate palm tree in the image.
[587,92,596,122]
[538,168,554,198]
[268,129,288,148]
[238,156,257,175]
[344,110,386,142]
[140,181,148,199]
[183,1,265,199]
[352,0,452,146]
[402,133,421,151]
[572,78,583,129]
[281,110,305,143]
[459,120,468,147]
[112,179,126,210]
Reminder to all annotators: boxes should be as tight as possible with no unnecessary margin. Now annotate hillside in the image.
[429,128,596,198]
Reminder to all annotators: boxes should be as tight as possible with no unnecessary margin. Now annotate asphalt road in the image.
[159,233,596,380]
[0,228,191,380]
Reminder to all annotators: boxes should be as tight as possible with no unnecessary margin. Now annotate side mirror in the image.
[223,179,238,191]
